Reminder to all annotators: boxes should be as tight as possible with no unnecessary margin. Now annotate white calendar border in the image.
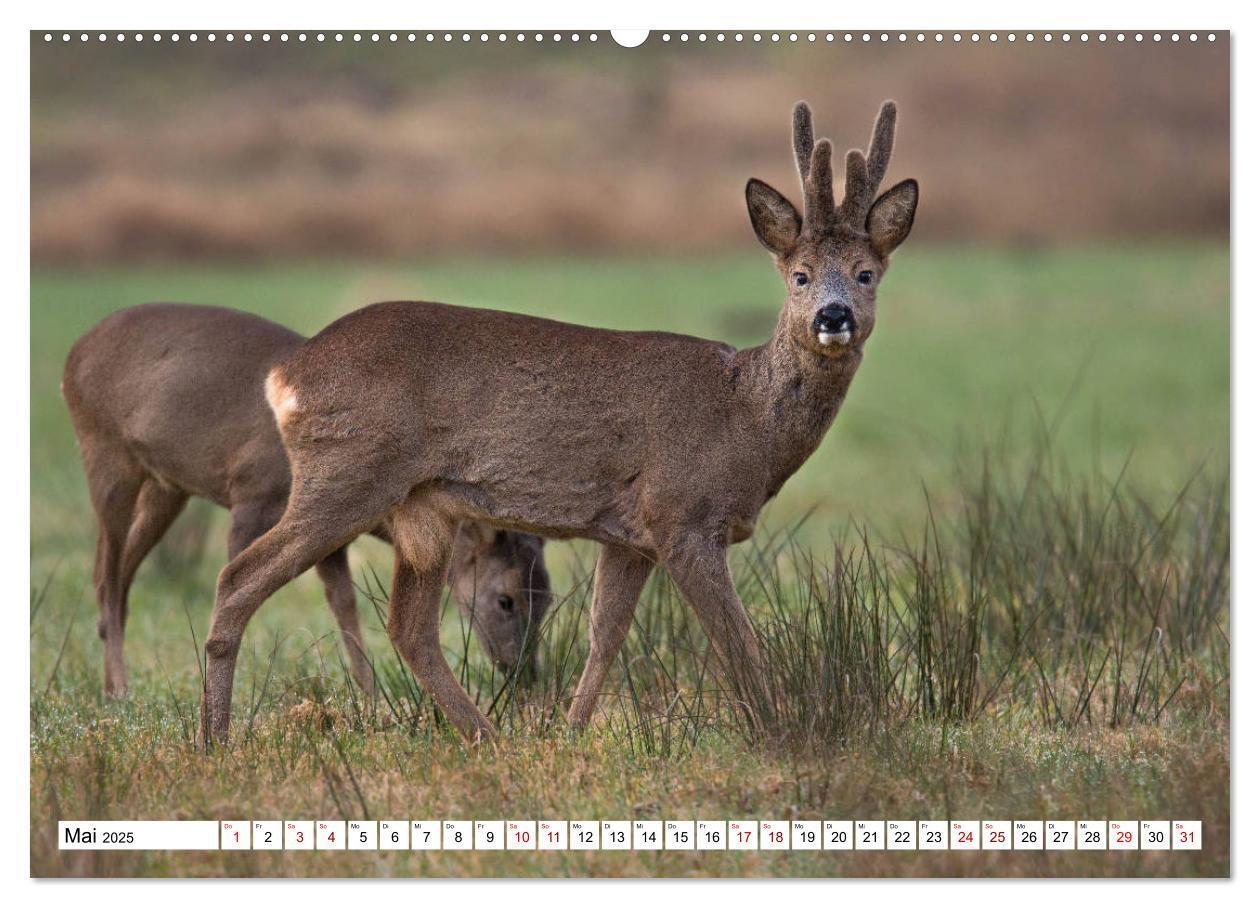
[8,0,1249,903]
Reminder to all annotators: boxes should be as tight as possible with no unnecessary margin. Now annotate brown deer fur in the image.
[198,101,918,745]
[62,304,551,698]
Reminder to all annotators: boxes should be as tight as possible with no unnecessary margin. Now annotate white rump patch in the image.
[264,368,300,425]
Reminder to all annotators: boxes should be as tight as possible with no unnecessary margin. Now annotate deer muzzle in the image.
[813,303,855,347]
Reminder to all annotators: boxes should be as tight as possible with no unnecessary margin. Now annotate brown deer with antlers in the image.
[198,100,917,745]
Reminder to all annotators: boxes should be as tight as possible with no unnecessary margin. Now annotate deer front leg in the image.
[662,538,771,721]
[388,506,496,743]
[566,543,654,729]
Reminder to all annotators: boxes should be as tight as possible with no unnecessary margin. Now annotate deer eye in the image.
[496,594,515,612]
[792,272,809,287]
[857,270,875,286]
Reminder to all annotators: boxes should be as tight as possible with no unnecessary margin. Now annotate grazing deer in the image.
[198,100,917,745]
[62,304,552,698]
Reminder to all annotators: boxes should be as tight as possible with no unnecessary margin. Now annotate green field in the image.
[30,246,1230,877]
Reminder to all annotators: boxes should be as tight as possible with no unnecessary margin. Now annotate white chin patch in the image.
[817,329,852,347]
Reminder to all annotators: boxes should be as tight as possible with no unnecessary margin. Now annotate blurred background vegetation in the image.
[32,35,1227,260]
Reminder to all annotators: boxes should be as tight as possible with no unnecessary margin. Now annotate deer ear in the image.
[454,521,496,562]
[746,178,802,255]
[866,178,918,258]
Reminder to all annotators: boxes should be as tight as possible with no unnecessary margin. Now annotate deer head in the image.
[448,523,552,676]
[746,101,918,358]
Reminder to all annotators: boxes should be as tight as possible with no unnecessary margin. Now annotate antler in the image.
[836,101,898,231]
[792,101,836,236]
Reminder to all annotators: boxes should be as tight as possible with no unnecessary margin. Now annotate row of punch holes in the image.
[44,32,1218,45]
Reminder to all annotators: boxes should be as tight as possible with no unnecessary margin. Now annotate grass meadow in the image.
[30,245,1229,876]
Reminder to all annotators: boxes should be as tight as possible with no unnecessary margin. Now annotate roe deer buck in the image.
[199,100,917,745]
[62,304,552,697]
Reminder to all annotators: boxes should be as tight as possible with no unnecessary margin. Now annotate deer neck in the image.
[736,309,863,488]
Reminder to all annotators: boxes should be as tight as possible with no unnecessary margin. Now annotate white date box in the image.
[284,820,314,850]
[538,820,567,850]
[379,820,408,850]
[220,820,249,850]
[727,820,758,851]
[443,820,472,850]
[918,820,948,850]
[252,821,282,851]
[411,820,441,850]
[569,821,599,850]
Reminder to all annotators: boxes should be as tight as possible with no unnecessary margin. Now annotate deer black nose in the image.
[813,304,855,334]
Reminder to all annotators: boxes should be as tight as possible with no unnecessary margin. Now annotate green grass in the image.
[29,245,1229,877]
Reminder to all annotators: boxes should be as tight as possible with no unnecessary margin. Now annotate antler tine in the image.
[792,101,815,189]
[804,139,835,234]
[836,148,869,229]
[836,102,898,231]
[863,101,898,193]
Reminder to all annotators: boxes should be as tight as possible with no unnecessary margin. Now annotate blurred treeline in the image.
[30,33,1228,262]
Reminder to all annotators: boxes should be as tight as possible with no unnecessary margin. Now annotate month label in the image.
[58,821,219,850]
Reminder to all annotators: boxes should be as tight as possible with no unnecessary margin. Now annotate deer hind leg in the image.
[566,543,654,729]
[201,480,392,747]
[315,547,376,698]
[388,497,495,743]
[662,538,771,722]
[117,480,189,625]
[81,438,147,698]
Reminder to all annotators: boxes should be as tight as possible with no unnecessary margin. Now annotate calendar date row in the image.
[60,819,1202,852]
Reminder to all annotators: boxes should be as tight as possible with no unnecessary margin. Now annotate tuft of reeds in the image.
[334,444,1227,756]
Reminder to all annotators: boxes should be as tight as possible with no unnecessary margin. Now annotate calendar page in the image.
[27,20,1229,881]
